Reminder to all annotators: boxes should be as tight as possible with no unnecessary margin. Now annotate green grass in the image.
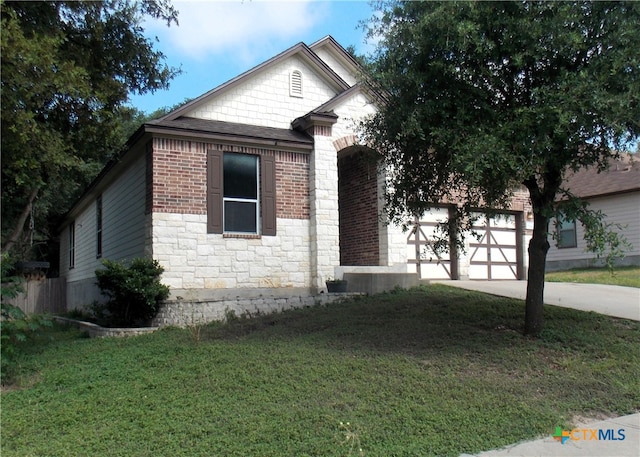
[2,285,639,457]
[546,266,640,288]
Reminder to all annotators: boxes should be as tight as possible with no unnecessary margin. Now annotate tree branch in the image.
[2,187,39,256]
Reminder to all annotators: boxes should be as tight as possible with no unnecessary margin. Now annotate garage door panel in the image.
[407,207,456,279]
[469,213,521,280]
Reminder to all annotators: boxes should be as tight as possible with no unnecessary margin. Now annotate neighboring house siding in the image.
[188,56,339,129]
[546,192,640,270]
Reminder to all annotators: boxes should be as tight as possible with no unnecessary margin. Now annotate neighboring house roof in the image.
[145,116,313,150]
[562,153,640,199]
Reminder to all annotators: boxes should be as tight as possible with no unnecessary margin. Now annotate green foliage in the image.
[1,0,179,257]
[362,1,640,333]
[364,0,639,220]
[1,254,51,383]
[95,258,170,326]
[1,286,638,455]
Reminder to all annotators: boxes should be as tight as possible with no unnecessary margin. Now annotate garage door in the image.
[407,206,458,280]
[468,213,523,280]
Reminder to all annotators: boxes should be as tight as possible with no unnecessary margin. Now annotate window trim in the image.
[223,154,260,235]
[207,150,276,236]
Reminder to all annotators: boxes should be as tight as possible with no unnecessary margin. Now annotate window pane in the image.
[559,229,576,248]
[224,153,257,199]
[559,218,574,231]
[224,201,257,233]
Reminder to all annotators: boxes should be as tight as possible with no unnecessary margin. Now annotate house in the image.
[59,36,532,324]
[546,153,640,271]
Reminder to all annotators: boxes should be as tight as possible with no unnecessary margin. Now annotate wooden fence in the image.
[5,277,66,315]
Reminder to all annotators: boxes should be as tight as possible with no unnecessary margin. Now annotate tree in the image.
[361,1,639,334]
[1,0,179,258]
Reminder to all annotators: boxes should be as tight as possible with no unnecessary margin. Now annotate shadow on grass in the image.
[205,284,629,358]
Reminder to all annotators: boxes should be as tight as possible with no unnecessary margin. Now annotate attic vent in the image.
[290,70,303,98]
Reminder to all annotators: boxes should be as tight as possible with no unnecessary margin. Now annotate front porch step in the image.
[343,272,420,295]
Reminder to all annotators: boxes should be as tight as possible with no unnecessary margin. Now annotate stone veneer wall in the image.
[153,214,311,292]
[153,292,353,327]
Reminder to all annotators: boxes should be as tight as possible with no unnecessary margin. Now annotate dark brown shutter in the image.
[207,150,223,234]
[261,154,276,236]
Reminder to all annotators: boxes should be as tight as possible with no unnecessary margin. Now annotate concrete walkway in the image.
[460,413,640,457]
[436,280,640,456]
[433,280,640,321]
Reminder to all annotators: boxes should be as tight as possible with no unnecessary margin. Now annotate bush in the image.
[1,253,51,383]
[95,258,170,327]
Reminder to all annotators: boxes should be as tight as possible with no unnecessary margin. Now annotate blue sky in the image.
[128,0,377,114]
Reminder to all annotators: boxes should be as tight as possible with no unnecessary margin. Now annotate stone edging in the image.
[53,316,160,338]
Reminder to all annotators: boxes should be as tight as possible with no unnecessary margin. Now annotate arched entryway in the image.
[337,144,380,266]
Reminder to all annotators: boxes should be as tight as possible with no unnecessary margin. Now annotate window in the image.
[224,153,259,233]
[96,195,103,258]
[69,222,75,269]
[290,70,303,97]
[557,216,577,248]
[207,150,276,236]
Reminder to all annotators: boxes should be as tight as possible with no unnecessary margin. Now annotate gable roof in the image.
[563,153,640,199]
[309,35,364,80]
[159,39,352,122]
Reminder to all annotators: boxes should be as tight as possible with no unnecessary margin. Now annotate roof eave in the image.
[143,123,314,151]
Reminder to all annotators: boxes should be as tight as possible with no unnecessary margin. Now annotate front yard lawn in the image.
[2,285,639,456]
[546,266,640,288]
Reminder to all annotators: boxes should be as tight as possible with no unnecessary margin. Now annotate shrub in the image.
[1,253,51,383]
[95,258,170,327]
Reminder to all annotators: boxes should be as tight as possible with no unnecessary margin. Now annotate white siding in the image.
[187,56,340,128]
[62,154,147,304]
[101,154,147,261]
[547,192,640,265]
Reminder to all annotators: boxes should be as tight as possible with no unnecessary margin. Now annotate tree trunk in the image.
[524,210,550,335]
[2,187,39,256]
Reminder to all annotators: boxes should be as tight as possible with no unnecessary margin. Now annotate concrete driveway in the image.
[433,280,640,321]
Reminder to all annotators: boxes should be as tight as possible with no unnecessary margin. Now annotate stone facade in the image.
[153,292,354,327]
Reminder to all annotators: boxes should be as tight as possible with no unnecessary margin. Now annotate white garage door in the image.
[468,213,522,280]
[407,206,457,280]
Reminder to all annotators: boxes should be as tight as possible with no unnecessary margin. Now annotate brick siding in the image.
[148,137,310,220]
[338,150,380,265]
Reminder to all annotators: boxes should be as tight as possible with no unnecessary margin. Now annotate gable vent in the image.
[290,70,303,98]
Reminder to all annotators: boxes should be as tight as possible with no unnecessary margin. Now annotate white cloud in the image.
[146,0,331,63]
